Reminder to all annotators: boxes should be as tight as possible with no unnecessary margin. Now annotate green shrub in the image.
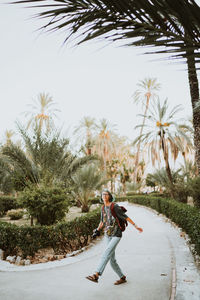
[6,209,24,220]
[0,196,19,216]
[19,185,70,225]
[174,182,189,203]
[0,208,100,257]
[89,197,100,205]
[148,192,169,198]
[2,194,200,259]
[188,177,200,208]
[126,192,139,196]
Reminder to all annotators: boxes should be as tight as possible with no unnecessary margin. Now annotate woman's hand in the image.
[135,226,143,233]
[92,228,100,239]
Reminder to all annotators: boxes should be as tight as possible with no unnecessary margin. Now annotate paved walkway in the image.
[0,202,200,300]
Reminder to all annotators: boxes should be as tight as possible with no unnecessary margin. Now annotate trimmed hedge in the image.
[0,196,19,216]
[0,208,101,258]
[116,195,200,256]
[1,195,200,259]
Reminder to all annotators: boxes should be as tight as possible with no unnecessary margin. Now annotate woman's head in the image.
[101,189,113,203]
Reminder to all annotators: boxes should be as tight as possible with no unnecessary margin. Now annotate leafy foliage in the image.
[0,208,100,257]
[146,168,190,203]
[0,125,97,192]
[146,173,156,189]
[133,98,193,197]
[13,0,200,66]
[24,92,60,133]
[19,185,70,225]
[6,209,24,220]
[74,116,97,155]
[72,163,107,212]
[125,181,141,193]
[188,177,200,208]
[0,196,19,217]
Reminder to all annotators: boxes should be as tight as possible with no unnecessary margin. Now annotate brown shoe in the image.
[86,274,99,283]
[114,275,127,285]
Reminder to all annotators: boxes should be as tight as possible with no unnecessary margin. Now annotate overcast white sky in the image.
[0,2,196,147]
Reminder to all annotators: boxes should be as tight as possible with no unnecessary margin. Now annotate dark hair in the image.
[100,189,113,202]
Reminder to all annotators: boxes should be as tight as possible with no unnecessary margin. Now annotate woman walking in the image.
[86,189,143,285]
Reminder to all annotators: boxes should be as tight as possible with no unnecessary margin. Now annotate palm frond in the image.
[2,143,39,184]
[13,0,200,67]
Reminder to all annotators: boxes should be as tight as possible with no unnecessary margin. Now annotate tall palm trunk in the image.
[86,129,92,155]
[110,178,114,193]
[160,134,175,198]
[186,49,200,175]
[103,143,107,173]
[81,204,89,213]
[134,93,150,182]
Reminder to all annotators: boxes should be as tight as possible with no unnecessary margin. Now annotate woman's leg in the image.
[95,236,121,276]
[110,251,124,278]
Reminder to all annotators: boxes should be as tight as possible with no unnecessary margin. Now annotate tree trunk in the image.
[110,179,113,193]
[81,204,89,213]
[86,148,91,155]
[134,94,150,182]
[186,50,200,175]
[103,144,107,173]
[161,135,175,198]
[86,131,92,155]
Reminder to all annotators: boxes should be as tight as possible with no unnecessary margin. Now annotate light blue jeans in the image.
[96,235,124,278]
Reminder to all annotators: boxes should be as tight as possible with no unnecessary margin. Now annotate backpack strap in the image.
[110,202,116,217]
[110,202,125,231]
[110,203,128,232]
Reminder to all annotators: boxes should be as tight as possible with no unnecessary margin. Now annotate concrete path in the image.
[0,202,200,300]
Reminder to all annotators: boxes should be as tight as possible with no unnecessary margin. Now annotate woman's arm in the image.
[97,221,104,231]
[92,221,104,239]
[126,217,143,233]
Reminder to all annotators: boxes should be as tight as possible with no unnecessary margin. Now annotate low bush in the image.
[19,185,71,225]
[126,192,140,196]
[0,208,101,258]
[0,196,19,216]
[148,192,169,198]
[6,209,24,220]
[174,182,189,203]
[2,194,200,259]
[188,177,200,208]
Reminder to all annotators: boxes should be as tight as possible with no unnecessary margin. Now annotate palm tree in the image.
[147,168,181,195]
[4,130,15,145]
[133,78,160,181]
[94,118,116,172]
[119,163,131,195]
[0,155,15,194]
[24,93,60,133]
[126,182,142,193]
[133,98,192,197]
[1,125,96,190]
[180,160,198,182]
[105,158,119,193]
[102,135,134,193]
[74,116,97,155]
[72,163,107,212]
[14,0,200,173]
